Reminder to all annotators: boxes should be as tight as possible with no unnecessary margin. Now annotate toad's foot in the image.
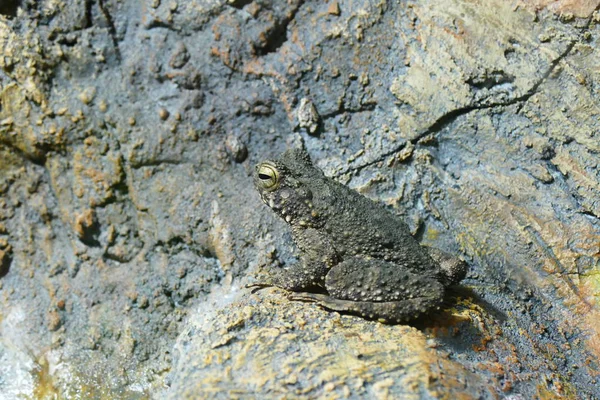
[245,282,278,294]
[288,292,324,303]
[288,292,440,323]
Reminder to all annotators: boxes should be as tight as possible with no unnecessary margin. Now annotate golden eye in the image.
[257,163,279,190]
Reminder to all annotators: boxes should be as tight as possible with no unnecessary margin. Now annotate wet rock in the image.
[225,134,248,163]
[167,291,495,399]
[169,42,190,69]
[0,243,12,278]
[0,0,599,398]
[74,209,99,246]
[296,97,321,136]
[46,309,62,332]
[158,107,170,121]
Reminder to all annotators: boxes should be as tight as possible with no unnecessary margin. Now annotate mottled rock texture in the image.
[0,0,599,398]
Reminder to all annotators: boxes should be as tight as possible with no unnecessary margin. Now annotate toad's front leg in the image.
[247,227,337,292]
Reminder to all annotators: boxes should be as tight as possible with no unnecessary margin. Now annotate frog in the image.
[249,148,467,323]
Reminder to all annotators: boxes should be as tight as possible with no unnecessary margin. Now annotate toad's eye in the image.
[256,163,280,190]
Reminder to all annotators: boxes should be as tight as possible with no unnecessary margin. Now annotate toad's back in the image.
[307,173,440,276]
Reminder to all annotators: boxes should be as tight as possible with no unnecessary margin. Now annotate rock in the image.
[0,244,12,277]
[74,209,98,245]
[327,1,341,16]
[167,291,496,399]
[296,97,321,135]
[0,0,599,398]
[225,134,248,163]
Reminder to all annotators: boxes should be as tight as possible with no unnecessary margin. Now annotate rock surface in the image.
[0,0,599,398]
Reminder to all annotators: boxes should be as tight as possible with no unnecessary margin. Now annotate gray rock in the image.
[0,0,599,398]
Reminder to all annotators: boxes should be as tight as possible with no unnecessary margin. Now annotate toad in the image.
[249,148,467,323]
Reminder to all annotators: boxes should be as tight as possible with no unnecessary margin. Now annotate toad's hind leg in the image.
[288,293,440,323]
[290,258,445,322]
